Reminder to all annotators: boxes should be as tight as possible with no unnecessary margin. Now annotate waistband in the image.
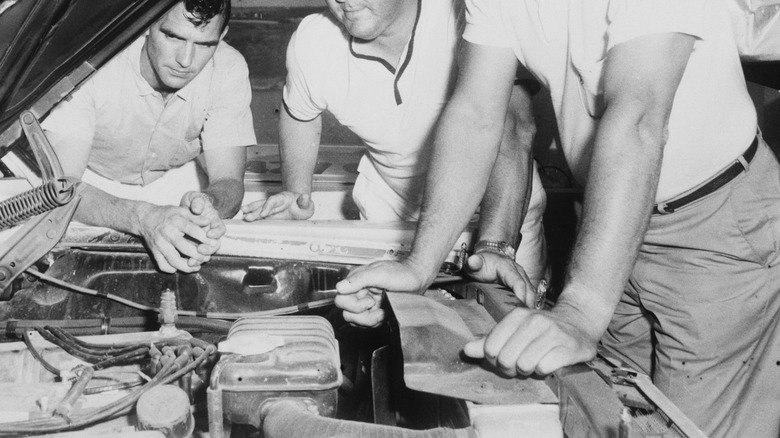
[653,136,758,215]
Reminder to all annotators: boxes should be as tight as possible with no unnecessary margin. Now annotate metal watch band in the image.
[473,240,516,260]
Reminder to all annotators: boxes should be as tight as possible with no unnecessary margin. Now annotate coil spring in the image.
[0,177,78,231]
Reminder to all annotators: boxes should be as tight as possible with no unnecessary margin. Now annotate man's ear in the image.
[220,25,229,41]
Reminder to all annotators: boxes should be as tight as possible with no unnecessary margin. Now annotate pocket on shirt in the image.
[571,58,606,119]
[169,138,201,168]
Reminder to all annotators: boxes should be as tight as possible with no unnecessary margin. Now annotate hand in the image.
[180,192,226,267]
[139,203,221,274]
[241,191,314,221]
[335,260,429,327]
[181,191,226,239]
[465,253,536,308]
[463,306,598,377]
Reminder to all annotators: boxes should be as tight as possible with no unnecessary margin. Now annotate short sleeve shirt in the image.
[42,36,256,186]
[282,0,464,205]
[463,0,757,202]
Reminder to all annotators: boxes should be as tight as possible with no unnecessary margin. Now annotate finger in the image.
[494,263,534,307]
[343,307,385,328]
[150,249,176,274]
[495,317,556,377]
[170,236,208,263]
[297,193,312,210]
[153,241,198,273]
[536,345,584,376]
[206,222,226,239]
[514,329,560,376]
[189,195,207,215]
[463,338,486,359]
[241,200,265,221]
[336,265,394,295]
[197,239,220,256]
[482,309,531,365]
[259,196,288,217]
[334,292,377,314]
[466,254,486,274]
[180,221,218,247]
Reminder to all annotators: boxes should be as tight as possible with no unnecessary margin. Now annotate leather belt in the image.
[653,136,758,215]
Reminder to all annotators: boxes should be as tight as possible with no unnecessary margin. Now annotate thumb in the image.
[463,337,486,359]
[297,193,312,209]
[336,265,390,295]
[466,254,485,272]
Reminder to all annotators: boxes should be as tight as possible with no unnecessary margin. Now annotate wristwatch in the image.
[473,240,516,260]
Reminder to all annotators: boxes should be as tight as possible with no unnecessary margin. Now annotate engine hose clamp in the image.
[100,316,111,335]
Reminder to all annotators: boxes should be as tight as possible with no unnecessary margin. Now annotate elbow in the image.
[635,114,670,155]
[503,113,536,153]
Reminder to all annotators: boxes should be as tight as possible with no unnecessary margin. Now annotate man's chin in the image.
[159,76,192,93]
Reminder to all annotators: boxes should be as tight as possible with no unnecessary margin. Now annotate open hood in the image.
[0,0,177,167]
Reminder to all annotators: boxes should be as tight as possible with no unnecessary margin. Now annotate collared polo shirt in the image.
[464,0,757,202]
[42,35,256,186]
[282,0,466,207]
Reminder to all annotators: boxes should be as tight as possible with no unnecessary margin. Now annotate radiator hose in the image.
[261,399,477,438]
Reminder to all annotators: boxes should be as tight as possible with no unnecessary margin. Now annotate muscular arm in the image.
[477,84,535,248]
[408,42,520,284]
[280,108,321,195]
[463,33,697,376]
[554,33,696,342]
[71,183,218,273]
[197,146,247,219]
[464,84,539,304]
[46,129,225,274]
[242,108,320,220]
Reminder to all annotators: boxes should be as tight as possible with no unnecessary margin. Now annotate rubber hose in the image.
[261,399,477,438]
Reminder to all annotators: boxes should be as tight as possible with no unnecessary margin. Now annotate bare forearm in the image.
[409,102,504,283]
[557,119,663,341]
[279,111,321,194]
[478,86,536,246]
[203,178,243,219]
[73,184,150,235]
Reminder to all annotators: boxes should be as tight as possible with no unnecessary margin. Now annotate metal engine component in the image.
[136,385,194,438]
[206,315,342,437]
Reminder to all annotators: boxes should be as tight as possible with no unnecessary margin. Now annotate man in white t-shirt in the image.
[334,1,780,436]
[43,0,256,273]
[242,0,549,287]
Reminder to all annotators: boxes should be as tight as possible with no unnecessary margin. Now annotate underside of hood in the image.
[0,0,177,163]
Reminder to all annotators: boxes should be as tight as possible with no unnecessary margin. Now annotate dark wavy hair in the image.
[183,0,231,31]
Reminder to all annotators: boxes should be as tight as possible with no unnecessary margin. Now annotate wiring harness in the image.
[1,329,216,435]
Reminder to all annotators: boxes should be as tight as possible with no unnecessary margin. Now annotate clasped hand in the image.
[140,192,225,273]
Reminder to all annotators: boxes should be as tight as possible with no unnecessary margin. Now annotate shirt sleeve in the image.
[282,15,329,121]
[40,77,97,175]
[462,0,511,48]
[606,0,706,50]
[200,45,257,151]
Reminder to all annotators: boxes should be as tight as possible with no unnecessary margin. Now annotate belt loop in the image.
[655,203,670,214]
[737,154,750,172]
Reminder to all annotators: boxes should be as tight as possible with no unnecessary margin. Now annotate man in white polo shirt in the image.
[334,0,780,436]
[42,0,256,274]
[242,0,549,287]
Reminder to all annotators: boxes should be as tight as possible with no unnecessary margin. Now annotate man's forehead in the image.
[156,3,224,37]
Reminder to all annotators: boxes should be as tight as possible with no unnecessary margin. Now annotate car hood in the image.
[0,0,176,165]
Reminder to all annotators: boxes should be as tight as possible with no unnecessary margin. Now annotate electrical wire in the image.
[0,341,214,434]
[22,330,61,377]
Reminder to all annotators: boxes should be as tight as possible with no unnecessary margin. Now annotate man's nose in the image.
[176,43,194,68]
